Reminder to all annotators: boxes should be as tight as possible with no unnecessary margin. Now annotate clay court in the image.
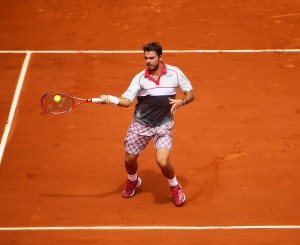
[0,1,300,244]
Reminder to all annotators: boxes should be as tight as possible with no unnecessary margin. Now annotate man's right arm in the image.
[99,95,132,108]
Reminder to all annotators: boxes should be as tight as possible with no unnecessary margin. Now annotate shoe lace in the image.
[125,179,137,192]
[171,185,182,197]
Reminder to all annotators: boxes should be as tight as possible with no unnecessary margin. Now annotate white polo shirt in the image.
[122,63,193,126]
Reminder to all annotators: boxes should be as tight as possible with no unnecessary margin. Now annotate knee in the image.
[156,156,169,168]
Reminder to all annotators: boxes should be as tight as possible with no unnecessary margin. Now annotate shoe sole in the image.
[122,178,142,198]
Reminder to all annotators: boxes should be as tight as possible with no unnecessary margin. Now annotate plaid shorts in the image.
[124,119,174,155]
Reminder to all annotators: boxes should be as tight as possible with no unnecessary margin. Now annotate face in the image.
[144,51,162,71]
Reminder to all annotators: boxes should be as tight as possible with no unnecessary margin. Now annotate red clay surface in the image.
[0,1,300,244]
[0,54,25,137]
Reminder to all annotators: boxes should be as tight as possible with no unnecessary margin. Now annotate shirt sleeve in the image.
[177,68,193,92]
[121,74,142,102]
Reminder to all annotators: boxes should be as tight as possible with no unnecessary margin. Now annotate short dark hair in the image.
[143,42,163,56]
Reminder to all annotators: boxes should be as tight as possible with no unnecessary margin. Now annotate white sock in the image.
[168,176,178,187]
[128,173,138,181]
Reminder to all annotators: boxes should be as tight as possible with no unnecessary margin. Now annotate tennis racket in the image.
[41,92,102,114]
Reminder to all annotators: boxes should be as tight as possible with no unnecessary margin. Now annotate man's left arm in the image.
[169,89,195,114]
[181,90,195,106]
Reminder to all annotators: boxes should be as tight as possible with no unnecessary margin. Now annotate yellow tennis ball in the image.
[53,95,61,103]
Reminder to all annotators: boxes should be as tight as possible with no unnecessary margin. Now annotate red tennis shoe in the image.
[170,183,186,206]
[122,177,142,198]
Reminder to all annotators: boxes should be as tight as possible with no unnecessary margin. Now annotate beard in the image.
[147,62,160,71]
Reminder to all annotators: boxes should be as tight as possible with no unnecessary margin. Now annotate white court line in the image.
[0,225,300,231]
[0,49,300,54]
[0,52,31,165]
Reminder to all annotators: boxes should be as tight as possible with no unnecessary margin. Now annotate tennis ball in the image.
[53,95,61,103]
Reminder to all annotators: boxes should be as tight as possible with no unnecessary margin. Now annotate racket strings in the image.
[41,93,74,114]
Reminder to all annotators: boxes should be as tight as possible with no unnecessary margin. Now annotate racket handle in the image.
[89,98,103,103]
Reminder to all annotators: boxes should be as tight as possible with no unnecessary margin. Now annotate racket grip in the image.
[90,98,103,103]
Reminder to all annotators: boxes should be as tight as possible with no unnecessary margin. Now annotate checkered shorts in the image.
[124,119,174,155]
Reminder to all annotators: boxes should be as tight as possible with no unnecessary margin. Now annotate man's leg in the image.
[156,148,186,206]
[124,152,139,175]
[122,152,142,198]
[123,119,152,198]
[156,148,174,179]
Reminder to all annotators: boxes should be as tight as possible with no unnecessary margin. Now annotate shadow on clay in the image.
[39,169,189,206]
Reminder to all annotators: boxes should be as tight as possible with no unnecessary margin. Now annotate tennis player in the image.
[99,42,194,206]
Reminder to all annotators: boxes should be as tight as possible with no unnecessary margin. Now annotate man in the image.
[99,42,194,206]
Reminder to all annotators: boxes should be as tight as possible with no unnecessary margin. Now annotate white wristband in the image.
[108,95,119,105]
